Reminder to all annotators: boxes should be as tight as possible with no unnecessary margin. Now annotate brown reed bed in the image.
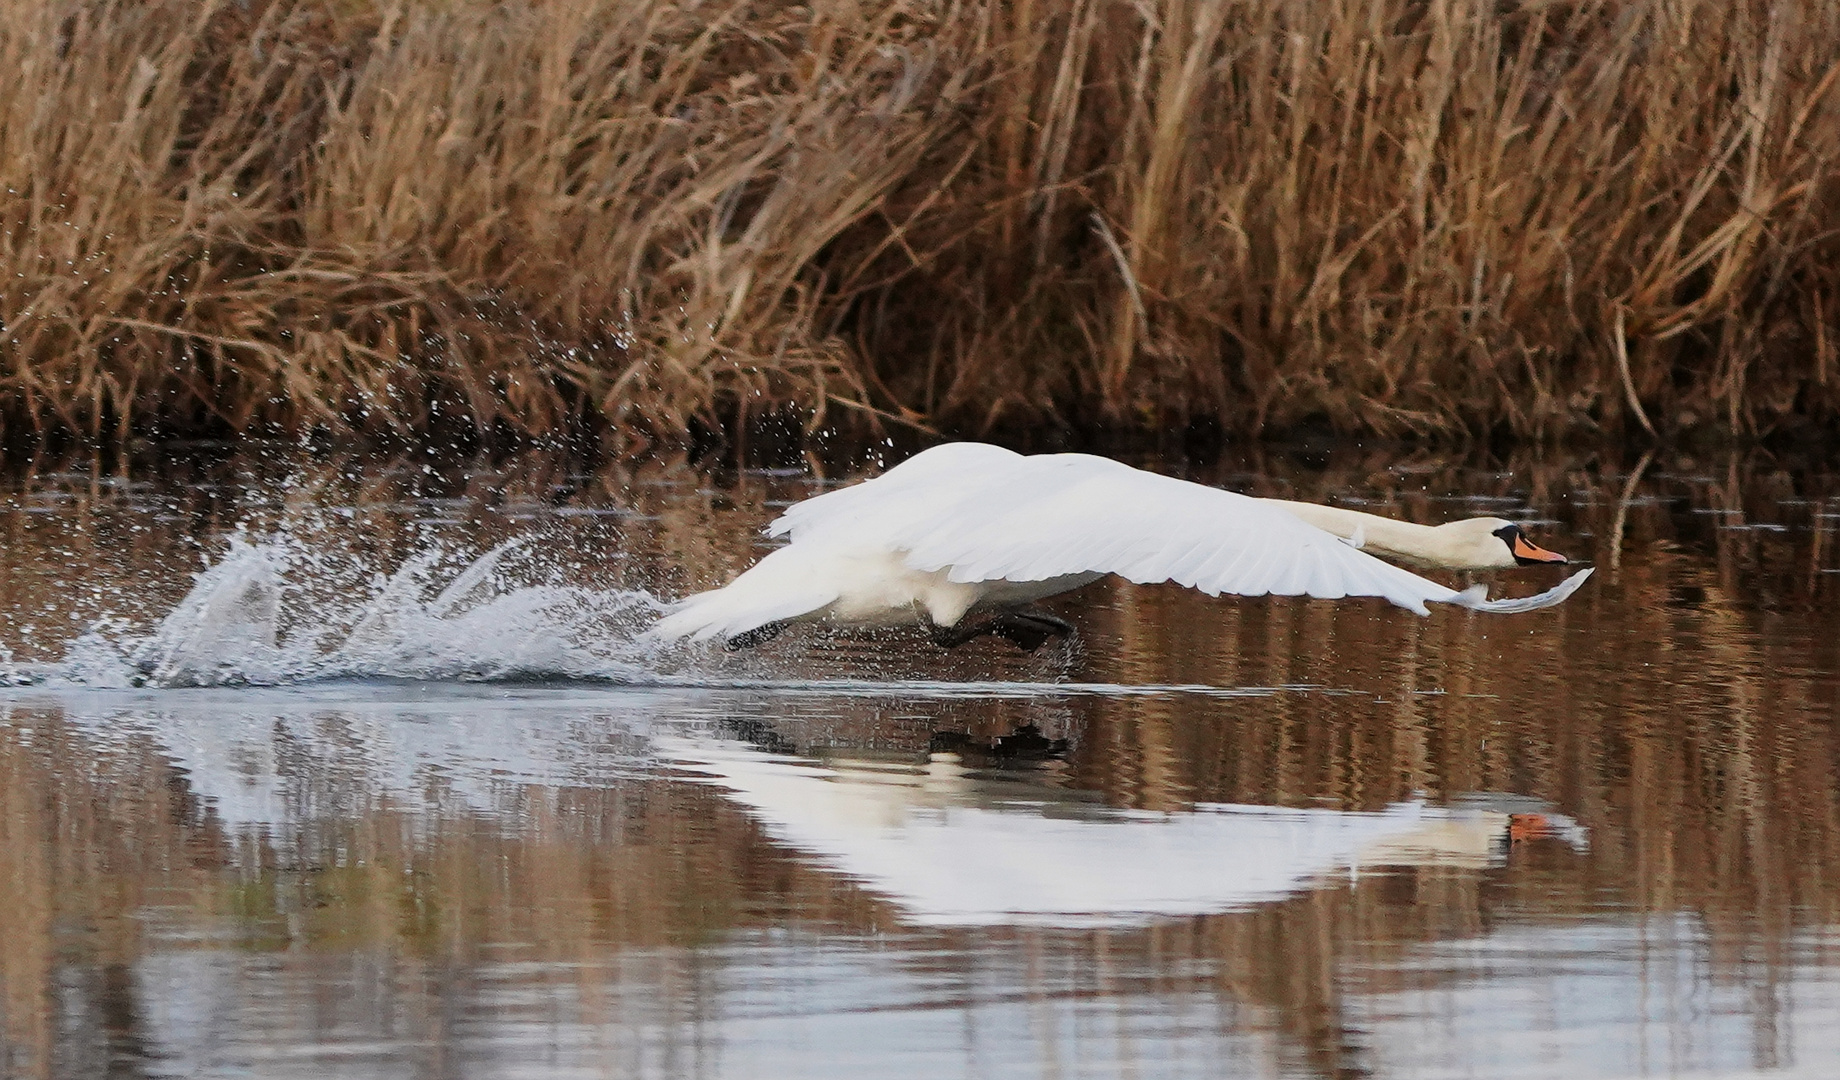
[3,0,1838,447]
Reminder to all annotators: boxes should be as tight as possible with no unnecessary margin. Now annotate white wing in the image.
[768,442,1025,542]
[650,444,1029,642]
[774,448,1590,616]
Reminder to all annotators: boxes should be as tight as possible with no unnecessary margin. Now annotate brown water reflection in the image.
[1,445,1839,1078]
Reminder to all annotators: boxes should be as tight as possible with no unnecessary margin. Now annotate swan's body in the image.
[650,443,1591,648]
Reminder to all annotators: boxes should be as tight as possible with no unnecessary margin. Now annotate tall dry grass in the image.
[3,0,1838,444]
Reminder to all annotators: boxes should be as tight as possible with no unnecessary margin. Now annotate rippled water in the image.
[2,443,1838,1079]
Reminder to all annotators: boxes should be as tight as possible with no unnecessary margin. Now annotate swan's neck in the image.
[1262,499,1470,570]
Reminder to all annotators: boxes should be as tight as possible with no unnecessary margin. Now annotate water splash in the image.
[14,533,670,688]
[0,521,1203,695]
[130,538,284,686]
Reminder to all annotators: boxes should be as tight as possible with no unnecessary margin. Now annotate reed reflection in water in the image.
[0,445,1838,1078]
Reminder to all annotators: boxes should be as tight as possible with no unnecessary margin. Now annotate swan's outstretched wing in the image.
[794,451,1587,616]
[769,442,1025,542]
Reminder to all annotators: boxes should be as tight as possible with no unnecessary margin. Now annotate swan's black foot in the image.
[724,621,787,651]
[929,609,1077,652]
[990,611,1077,651]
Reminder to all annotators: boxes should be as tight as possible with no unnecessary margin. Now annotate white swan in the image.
[660,736,1588,926]
[649,443,1593,649]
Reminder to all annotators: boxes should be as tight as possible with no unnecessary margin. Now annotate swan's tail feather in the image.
[1449,566,1594,614]
[646,592,741,643]
[646,587,831,643]
[645,547,841,644]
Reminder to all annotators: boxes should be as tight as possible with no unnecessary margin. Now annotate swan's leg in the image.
[927,618,992,649]
[723,620,787,651]
[928,609,1076,652]
[990,610,1076,651]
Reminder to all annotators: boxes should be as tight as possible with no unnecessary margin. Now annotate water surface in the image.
[2,444,1838,1079]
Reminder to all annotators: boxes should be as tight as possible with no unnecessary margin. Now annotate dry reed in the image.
[3,0,1838,445]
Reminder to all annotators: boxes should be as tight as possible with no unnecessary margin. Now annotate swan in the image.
[660,736,1588,925]
[648,442,1593,649]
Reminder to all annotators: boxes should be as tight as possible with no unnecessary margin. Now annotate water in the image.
[2,444,1838,1079]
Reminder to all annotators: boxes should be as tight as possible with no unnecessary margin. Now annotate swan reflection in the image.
[44,695,1586,931]
[660,736,1586,927]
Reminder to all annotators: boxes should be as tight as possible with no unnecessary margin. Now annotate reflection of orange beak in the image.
[1507,813,1553,843]
[1512,535,1568,564]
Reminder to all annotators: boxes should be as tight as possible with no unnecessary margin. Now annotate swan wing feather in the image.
[1452,565,1594,613]
[768,443,1024,541]
[874,454,1469,614]
[647,545,842,642]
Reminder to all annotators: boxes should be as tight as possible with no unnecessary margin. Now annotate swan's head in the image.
[1415,517,1570,570]
[1448,518,1570,570]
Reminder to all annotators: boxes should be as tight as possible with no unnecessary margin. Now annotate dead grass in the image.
[3,0,1838,445]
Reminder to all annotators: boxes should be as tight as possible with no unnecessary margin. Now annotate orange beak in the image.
[1507,813,1553,844]
[1512,534,1568,564]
